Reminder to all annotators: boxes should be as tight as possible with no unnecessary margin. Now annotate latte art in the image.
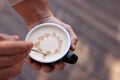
[34,32,63,58]
[25,23,71,63]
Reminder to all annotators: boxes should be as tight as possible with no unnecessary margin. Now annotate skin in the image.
[13,0,78,73]
[0,34,33,80]
[0,0,78,79]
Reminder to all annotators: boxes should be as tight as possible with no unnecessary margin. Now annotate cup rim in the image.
[25,23,71,63]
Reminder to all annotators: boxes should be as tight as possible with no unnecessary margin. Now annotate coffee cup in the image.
[25,23,78,64]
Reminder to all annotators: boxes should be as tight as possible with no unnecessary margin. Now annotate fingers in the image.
[25,56,34,64]
[41,64,54,73]
[0,34,20,41]
[25,57,42,70]
[64,24,78,51]
[0,50,31,67]
[0,41,33,68]
[0,34,33,79]
[45,16,78,51]
[27,58,66,73]
[32,62,42,70]
[38,62,65,73]
[26,57,54,72]
[26,58,54,73]
[10,35,20,41]
[0,41,33,56]
[0,60,24,80]
[55,62,66,71]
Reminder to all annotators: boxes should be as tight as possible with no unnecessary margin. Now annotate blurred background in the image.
[14,0,120,80]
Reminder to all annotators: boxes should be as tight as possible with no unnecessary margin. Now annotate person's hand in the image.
[0,33,33,80]
[26,16,78,73]
[44,16,78,51]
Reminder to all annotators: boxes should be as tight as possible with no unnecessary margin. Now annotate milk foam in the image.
[28,25,69,60]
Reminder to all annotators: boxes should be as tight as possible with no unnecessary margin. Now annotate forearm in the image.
[13,0,53,29]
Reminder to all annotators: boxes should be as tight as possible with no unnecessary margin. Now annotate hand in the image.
[26,16,78,73]
[44,16,78,51]
[0,33,33,80]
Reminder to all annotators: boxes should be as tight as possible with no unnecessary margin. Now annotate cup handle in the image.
[62,51,78,64]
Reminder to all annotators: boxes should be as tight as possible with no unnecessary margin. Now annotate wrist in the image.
[12,0,53,29]
[27,14,53,30]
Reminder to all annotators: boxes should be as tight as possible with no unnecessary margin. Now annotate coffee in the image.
[26,23,71,63]
[34,32,63,58]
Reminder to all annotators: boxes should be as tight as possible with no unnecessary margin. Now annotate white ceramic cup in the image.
[25,23,78,64]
